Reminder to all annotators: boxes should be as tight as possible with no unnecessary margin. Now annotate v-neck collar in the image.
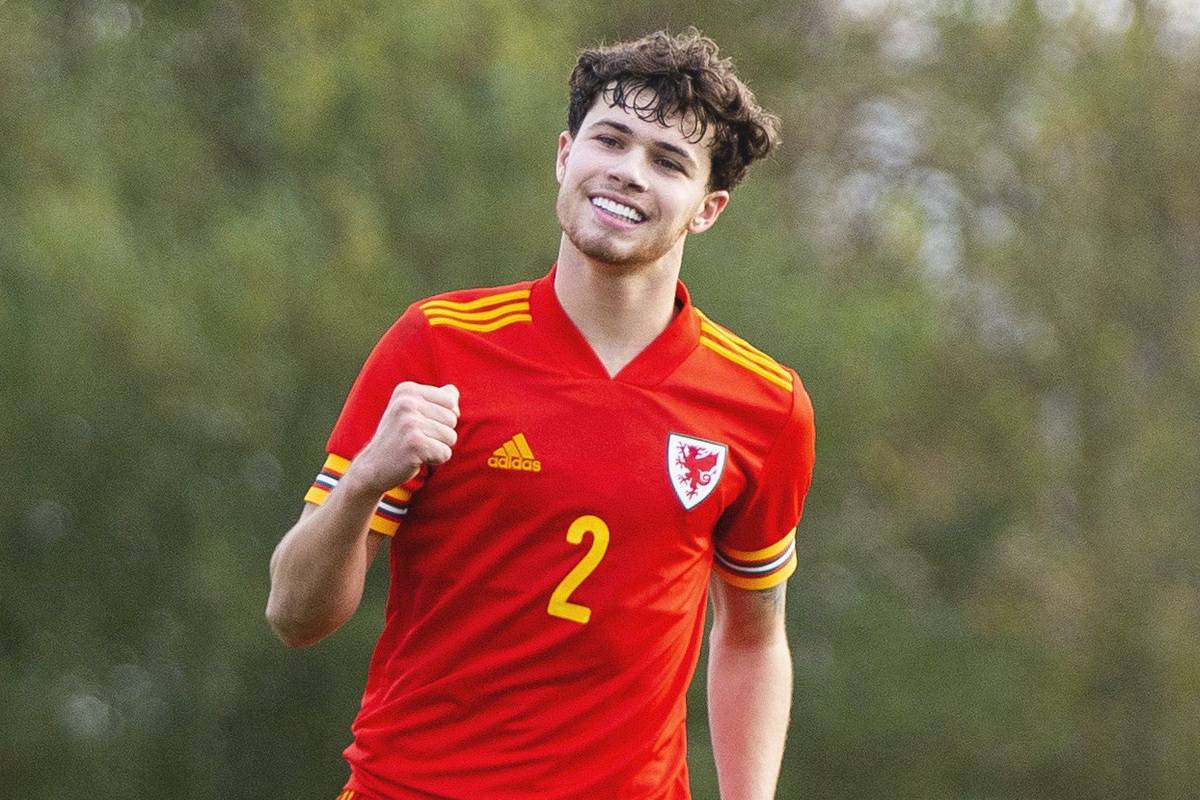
[529,264,700,387]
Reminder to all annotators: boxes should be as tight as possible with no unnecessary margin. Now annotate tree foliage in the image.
[2,1,1198,798]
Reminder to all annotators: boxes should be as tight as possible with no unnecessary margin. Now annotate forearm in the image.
[267,383,459,646]
[707,618,792,799]
[266,467,383,647]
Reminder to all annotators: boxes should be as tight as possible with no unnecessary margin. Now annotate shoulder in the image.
[417,279,536,308]
[363,279,536,366]
[411,279,536,335]
[691,308,813,432]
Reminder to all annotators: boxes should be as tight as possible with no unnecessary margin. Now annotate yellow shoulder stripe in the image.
[699,337,792,391]
[419,289,533,333]
[420,288,531,313]
[696,312,791,382]
[422,301,530,323]
[426,314,532,333]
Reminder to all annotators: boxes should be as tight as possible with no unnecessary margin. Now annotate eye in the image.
[657,158,685,173]
[595,135,621,147]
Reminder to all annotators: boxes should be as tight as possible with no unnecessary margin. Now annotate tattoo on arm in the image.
[755,583,787,616]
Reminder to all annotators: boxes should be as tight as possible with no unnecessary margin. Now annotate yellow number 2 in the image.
[547,515,610,624]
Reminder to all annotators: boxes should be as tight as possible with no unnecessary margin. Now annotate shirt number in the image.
[547,515,610,624]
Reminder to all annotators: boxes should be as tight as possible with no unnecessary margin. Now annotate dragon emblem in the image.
[675,444,720,499]
[667,434,727,509]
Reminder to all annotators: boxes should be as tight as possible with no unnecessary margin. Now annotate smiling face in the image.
[554,91,730,272]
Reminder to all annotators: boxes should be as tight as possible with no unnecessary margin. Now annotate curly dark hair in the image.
[567,28,780,192]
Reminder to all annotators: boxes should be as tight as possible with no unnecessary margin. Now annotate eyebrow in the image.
[591,119,699,170]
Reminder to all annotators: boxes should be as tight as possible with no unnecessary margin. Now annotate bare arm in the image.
[266,491,388,647]
[265,382,460,647]
[707,576,792,800]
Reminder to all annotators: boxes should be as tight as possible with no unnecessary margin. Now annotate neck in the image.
[553,235,684,377]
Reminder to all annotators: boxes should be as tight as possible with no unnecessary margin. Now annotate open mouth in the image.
[590,196,646,224]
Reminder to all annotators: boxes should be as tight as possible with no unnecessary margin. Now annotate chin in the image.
[559,220,657,269]
[556,195,683,269]
[573,231,667,270]
[576,238,642,266]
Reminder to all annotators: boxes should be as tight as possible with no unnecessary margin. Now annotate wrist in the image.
[339,458,392,500]
[341,453,419,499]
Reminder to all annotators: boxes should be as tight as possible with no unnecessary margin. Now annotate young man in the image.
[267,29,815,800]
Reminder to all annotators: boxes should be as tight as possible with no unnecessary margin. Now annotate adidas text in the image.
[488,454,542,472]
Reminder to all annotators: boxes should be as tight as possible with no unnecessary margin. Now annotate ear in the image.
[687,190,730,234]
[556,131,573,185]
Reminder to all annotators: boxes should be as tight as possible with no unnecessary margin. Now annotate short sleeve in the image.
[713,378,815,589]
[301,303,439,536]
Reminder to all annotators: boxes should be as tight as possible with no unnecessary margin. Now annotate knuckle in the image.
[397,395,419,413]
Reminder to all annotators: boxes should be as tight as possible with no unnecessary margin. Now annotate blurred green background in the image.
[3,1,1198,798]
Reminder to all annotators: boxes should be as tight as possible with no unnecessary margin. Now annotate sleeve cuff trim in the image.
[304,453,410,536]
[714,552,797,590]
[717,527,796,563]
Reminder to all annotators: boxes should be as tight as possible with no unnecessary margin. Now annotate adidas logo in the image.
[488,433,542,472]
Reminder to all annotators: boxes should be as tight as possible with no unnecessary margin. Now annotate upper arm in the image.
[293,502,389,563]
[712,384,813,593]
[709,573,787,646]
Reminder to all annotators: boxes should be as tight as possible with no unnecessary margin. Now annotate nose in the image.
[606,150,648,193]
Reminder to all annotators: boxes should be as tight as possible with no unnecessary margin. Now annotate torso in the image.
[329,268,809,800]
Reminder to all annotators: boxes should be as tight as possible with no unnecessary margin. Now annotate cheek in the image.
[558,157,587,188]
[666,192,701,222]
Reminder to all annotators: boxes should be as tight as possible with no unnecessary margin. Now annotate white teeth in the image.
[591,196,644,222]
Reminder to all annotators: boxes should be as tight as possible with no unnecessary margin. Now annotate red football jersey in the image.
[303,266,815,800]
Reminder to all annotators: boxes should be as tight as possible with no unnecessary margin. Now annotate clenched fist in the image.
[350,382,461,495]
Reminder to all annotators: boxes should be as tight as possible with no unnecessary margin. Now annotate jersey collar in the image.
[529,264,700,387]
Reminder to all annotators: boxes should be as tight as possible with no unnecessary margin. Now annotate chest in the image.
[397,361,755,606]
[450,368,740,514]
